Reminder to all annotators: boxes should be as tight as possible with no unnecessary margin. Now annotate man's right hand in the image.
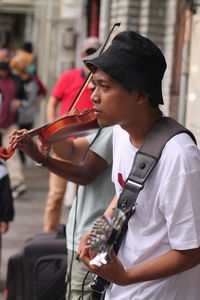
[77,231,91,258]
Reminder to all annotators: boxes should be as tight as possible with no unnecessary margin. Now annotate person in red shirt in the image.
[44,37,101,232]
[51,68,92,116]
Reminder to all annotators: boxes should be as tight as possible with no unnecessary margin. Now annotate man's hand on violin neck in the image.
[9,129,29,144]
[9,129,44,162]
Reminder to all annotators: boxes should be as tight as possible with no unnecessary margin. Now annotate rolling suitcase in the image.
[5,224,67,300]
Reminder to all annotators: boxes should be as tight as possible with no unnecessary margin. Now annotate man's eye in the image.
[101,84,109,89]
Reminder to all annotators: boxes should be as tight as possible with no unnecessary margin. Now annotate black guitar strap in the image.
[116,117,196,250]
[90,117,196,296]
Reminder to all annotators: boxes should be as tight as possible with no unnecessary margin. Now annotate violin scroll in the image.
[0,145,14,160]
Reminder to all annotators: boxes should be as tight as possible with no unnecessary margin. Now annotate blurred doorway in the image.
[0,13,26,50]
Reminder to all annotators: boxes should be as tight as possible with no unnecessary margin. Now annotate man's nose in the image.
[91,90,99,103]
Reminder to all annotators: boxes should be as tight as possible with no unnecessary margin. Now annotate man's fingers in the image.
[38,136,51,153]
[79,245,91,266]
[9,129,29,143]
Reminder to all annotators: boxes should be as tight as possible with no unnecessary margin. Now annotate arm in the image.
[104,194,118,217]
[10,130,109,185]
[50,137,92,164]
[46,95,60,122]
[80,246,200,286]
[43,147,108,185]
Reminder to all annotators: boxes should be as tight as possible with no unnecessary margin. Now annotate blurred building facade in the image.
[0,0,200,143]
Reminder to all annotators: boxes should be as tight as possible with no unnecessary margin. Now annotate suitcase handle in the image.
[57,224,66,239]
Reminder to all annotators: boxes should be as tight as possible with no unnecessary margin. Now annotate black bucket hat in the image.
[84,31,167,105]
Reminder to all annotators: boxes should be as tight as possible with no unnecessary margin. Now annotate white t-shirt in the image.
[105,124,200,300]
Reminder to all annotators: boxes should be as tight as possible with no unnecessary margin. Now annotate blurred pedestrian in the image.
[9,48,39,164]
[0,162,14,234]
[20,42,47,98]
[0,61,26,198]
[44,36,101,233]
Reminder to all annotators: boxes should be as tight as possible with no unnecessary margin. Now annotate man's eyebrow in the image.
[94,79,108,84]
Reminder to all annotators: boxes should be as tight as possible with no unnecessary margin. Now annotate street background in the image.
[0,165,68,300]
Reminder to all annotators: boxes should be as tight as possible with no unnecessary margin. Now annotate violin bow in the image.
[68,22,121,114]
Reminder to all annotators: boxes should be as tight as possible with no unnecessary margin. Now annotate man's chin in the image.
[97,119,114,128]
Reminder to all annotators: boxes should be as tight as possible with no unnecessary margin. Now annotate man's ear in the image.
[136,90,148,104]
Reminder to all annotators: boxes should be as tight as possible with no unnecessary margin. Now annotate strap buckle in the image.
[126,180,143,191]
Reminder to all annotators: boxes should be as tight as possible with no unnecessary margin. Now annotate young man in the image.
[77,31,200,299]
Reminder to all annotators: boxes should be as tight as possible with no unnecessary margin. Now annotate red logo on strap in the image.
[118,173,125,188]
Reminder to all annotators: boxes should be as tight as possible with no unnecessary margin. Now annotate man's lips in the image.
[93,107,102,115]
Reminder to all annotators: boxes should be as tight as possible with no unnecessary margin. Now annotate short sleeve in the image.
[86,127,113,164]
[160,171,200,250]
[51,71,69,100]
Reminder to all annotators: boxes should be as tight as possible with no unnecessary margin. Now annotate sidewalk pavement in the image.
[0,165,68,299]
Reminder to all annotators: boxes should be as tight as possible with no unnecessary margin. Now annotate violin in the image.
[0,109,99,160]
[0,23,121,160]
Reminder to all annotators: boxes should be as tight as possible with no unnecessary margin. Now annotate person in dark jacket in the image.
[0,61,26,198]
[0,162,14,233]
[0,161,14,265]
